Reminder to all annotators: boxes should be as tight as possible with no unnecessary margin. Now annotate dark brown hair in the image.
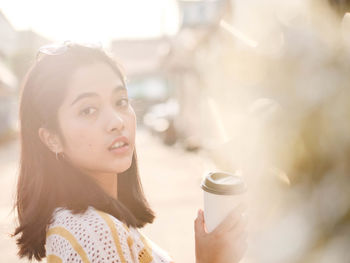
[328,0,350,16]
[12,44,155,261]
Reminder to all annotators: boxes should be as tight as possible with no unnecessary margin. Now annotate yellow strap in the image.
[46,227,90,263]
[138,232,154,263]
[96,210,127,263]
[127,235,136,262]
[47,254,62,263]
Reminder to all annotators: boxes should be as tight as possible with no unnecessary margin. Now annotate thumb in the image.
[194,209,206,236]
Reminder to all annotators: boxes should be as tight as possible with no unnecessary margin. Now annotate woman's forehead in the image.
[66,62,125,95]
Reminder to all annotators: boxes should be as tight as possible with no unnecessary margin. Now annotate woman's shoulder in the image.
[45,206,134,262]
[48,205,126,229]
[46,205,133,246]
[46,206,174,263]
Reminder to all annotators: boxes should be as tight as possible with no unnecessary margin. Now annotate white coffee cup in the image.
[201,171,247,233]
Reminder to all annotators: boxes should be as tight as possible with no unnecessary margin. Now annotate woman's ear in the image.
[38,127,63,153]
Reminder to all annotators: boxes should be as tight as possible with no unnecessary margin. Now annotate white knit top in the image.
[45,206,174,263]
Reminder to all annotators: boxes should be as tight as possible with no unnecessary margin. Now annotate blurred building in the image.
[161,0,233,150]
[0,10,50,141]
[0,10,17,59]
[108,1,233,148]
[110,37,171,77]
[110,38,173,125]
[0,11,18,140]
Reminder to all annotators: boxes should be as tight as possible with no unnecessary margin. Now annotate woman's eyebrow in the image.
[70,85,127,106]
[70,92,97,106]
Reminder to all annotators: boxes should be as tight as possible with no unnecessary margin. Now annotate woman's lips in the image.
[109,144,130,154]
[108,136,129,150]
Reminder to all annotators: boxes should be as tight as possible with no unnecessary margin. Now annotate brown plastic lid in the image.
[201,171,247,195]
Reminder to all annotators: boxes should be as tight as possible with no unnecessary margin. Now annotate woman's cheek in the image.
[65,125,93,153]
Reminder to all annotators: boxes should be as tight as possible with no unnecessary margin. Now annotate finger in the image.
[212,203,245,235]
[194,209,206,236]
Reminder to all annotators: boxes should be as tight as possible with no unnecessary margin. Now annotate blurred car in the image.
[127,75,172,125]
[143,98,179,146]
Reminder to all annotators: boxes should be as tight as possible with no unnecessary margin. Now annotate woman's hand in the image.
[194,204,247,263]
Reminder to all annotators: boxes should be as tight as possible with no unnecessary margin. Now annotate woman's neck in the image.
[90,172,118,199]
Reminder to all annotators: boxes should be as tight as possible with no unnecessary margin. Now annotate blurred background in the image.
[1,0,350,262]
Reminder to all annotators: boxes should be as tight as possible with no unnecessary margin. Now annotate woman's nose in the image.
[106,110,124,133]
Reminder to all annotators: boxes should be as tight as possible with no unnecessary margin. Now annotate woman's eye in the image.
[116,98,129,108]
[80,107,97,116]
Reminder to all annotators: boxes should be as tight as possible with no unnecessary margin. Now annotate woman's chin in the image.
[113,161,133,174]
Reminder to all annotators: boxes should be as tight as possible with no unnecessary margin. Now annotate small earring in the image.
[56,151,65,160]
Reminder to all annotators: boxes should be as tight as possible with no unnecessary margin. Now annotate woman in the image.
[13,42,247,263]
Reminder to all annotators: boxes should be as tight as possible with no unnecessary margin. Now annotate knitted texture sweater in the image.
[45,206,173,263]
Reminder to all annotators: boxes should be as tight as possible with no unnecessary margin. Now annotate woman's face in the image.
[57,62,136,177]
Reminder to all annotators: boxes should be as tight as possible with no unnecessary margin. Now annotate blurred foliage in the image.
[184,0,350,261]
